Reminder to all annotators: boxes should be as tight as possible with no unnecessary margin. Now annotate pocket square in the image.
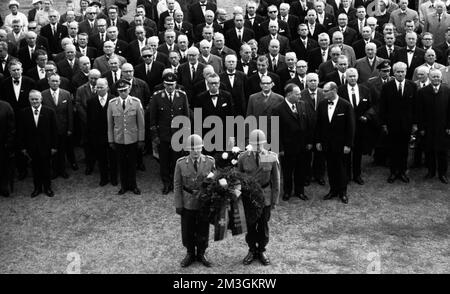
[222,103,227,107]
[62,100,67,103]
[362,99,367,101]
[337,113,345,116]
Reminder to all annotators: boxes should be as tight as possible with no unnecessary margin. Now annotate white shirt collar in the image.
[32,105,42,113]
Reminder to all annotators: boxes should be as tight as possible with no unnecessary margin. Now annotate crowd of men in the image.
[0,0,449,204]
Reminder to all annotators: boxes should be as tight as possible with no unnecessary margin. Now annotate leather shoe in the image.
[297,193,309,201]
[353,176,364,185]
[180,253,195,267]
[243,251,256,265]
[60,172,69,179]
[340,194,348,204]
[439,175,449,184]
[99,180,108,187]
[424,173,435,179]
[398,174,409,183]
[85,167,93,175]
[323,192,336,200]
[316,178,326,186]
[197,254,212,267]
[45,189,54,197]
[259,252,271,266]
[117,188,127,195]
[132,188,141,195]
[71,163,79,171]
[31,189,41,198]
[282,193,290,201]
[387,174,397,183]
[137,163,146,171]
[162,185,170,195]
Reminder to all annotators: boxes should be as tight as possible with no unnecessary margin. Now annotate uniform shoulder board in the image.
[176,156,187,163]
[130,96,140,101]
[109,97,119,103]
[176,89,187,95]
[205,155,215,162]
[153,90,164,96]
[238,151,249,158]
[267,151,279,161]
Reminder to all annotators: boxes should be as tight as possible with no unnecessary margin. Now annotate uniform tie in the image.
[122,99,126,110]
[194,159,198,172]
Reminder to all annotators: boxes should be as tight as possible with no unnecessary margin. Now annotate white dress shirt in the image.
[328,98,338,122]
[33,105,42,126]
[13,78,21,101]
[348,85,360,107]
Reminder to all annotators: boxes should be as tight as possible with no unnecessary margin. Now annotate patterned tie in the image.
[53,92,58,105]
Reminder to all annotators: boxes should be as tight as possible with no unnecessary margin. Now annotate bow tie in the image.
[242,62,249,66]
[248,17,255,20]
[328,100,334,105]
[200,3,206,6]
[289,69,296,73]
[407,49,414,53]
[13,80,19,85]
[210,94,218,98]
[227,73,235,76]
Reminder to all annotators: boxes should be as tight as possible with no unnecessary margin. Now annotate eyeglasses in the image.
[142,55,153,58]
[118,89,128,92]
[268,11,277,13]
[87,12,97,15]
[28,27,37,30]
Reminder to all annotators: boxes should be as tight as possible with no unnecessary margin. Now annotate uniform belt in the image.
[183,186,193,194]
[261,182,270,189]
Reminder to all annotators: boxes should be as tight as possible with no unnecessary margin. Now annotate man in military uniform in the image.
[237,129,280,266]
[107,79,145,195]
[174,134,215,268]
[149,72,190,195]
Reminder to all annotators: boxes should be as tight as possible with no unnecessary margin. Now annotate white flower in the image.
[234,189,242,198]
[231,159,238,165]
[231,146,241,153]
[246,144,253,151]
[218,178,228,187]
[222,152,229,160]
[207,172,215,179]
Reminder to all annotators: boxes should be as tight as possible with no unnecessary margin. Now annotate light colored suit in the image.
[354,56,386,83]
[412,62,445,81]
[340,44,357,67]
[439,66,450,85]
[389,8,420,35]
[107,96,145,145]
[419,1,437,25]
[198,54,223,74]
[41,88,74,135]
[247,91,284,118]
[424,12,450,45]
[6,32,26,48]
[93,54,127,75]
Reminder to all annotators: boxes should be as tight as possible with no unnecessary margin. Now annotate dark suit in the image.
[306,23,327,41]
[417,84,450,177]
[18,106,57,191]
[236,59,258,77]
[37,76,73,93]
[267,54,286,73]
[258,34,291,55]
[86,94,117,184]
[0,56,14,78]
[137,0,159,22]
[316,13,336,30]
[175,21,194,42]
[126,39,146,66]
[315,97,355,196]
[328,26,358,46]
[188,2,217,28]
[219,71,248,116]
[79,20,99,37]
[273,99,314,195]
[247,72,282,96]
[259,19,291,40]
[71,71,90,92]
[393,47,425,80]
[318,60,337,82]
[76,45,98,65]
[177,62,206,104]
[278,68,298,88]
[39,23,69,56]
[106,18,129,41]
[352,39,382,59]
[18,36,49,52]
[279,15,300,39]
[224,27,255,54]
[244,14,265,40]
[290,1,308,23]
[88,32,107,51]
[290,37,319,63]
[379,79,417,175]
[377,45,401,64]
[126,25,155,42]
[301,88,326,181]
[337,7,357,23]
[57,58,80,80]
[338,84,376,180]
[324,70,346,87]
[17,47,38,71]
[0,101,15,196]
[41,89,74,176]
[309,47,331,73]
[112,39,128,57]
[134,61,166,95]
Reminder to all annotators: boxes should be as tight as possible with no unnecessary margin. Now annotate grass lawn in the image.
[0,152,449,274]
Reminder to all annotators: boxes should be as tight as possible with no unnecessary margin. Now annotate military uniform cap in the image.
[185,134,203,151]
[376,61,391,71]
[115,79,131,90]
[163,72,177,84]
[249,129,267,147]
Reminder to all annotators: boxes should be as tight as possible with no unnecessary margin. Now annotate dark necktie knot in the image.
[200,4,206,6]
[227,72,235,76]
[13,80,19,85]
[407,49,414,53]
[34,109,39,115]
[211,94,218,99]
[328,100,334,105]
[242,62,249,66]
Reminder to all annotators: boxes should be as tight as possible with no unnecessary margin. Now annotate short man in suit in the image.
[41,74,74,179]
[17,31,46,72]
[393,32,425,80]
[258,21,291,55]
[301,73,326,185]
[134,47,165,95]
[225,13,255,54]
[238,129,280,266]
[315,0,336,30]
[86,78,117,186]
[198,39,223,74]
[219,55,248,116]
[290,23,319,63]
[211,32,235,64]
[177,46,205,104]
[0,100,15,197]
[174,134,215,268]
[6,19,26,49]
[57,44,80,80]
[39,9,69,57]
[412,48,445,81]
[107,79,145,195]
[149,73,190,194]
[304,9,327,41]
[88,18,108,51]
[315,82,355,204]
[18,90,57,198]
[379,62,418,184]
[237,43,257,76]
[377,33,400,63]
[329,13,358,46]
[417,68,450,184]
[273,83,314,201]
[338,68,375,185]
[286,59,308,91]
[188,0,217,28]
[355,42,386,83]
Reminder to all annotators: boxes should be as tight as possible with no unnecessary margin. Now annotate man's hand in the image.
[138,141,145,150]
[109,143,116,150]
[270,204,276,210]
[67,131,72,136]
[382,125,388,135]
[343,146,351,154]
[316,143,322,152]
[306,144,313,151]
[446,129,450,135]
[176,208,183,215]
[359,116,367,123]
[51,148,57,155]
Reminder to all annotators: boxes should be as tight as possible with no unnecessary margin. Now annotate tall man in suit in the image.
[57,44,80,80]
[177,46,205,105]
[355,42,386,83]
[258,21,291,55]
[393,32,425,80]
[315,82,355,204]
[107,79,145,195]
[18,90,57,198]
[0,60,36,180]
[188,0,217,28]
[290,23,319,63]
[301,73,326,185]
[273,83,314,201]
[134,47,165,95]
[247,55,282,96]
[41,74,74,179]
[198,39,223,74]
[389,0,419,36]
[39,9,69,57]
[379,61,418,183]
[417,68,450,184]
[237,43,258,76]
[219,55,248,116]
[86,78,117,186]
[225,13,255,54]
[0,100,15,197]
[337,68,375,185]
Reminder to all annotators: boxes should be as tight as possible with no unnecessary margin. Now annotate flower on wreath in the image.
[231,146,241,154]
[222,152,229,160]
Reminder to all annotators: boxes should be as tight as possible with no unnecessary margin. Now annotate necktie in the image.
[398,82,402,96]
[52,25,56,35]
[238,29,242,42]
[40,68,45,75]
[146,64,151,75]
[169,93,173,102]
[69,60,73,69]
[254,151,259,167]
[388,47,392,57]
[311,92,317,110]
[191,65,195,80]
[291,104,297,113]
[341,74,345,85]
[34,109,39,115]
[114,71,117,83]
[53,92,58,105]
[351,87,357,107]
[438,14,441,22]
[300,79,305,90]
[122,99,126,110]
[359,20,363,34]
[34,108,39,125]
[434,86,439,94]
[272,57,276,71]
[100,33,104,41]
[193,159,198,172]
